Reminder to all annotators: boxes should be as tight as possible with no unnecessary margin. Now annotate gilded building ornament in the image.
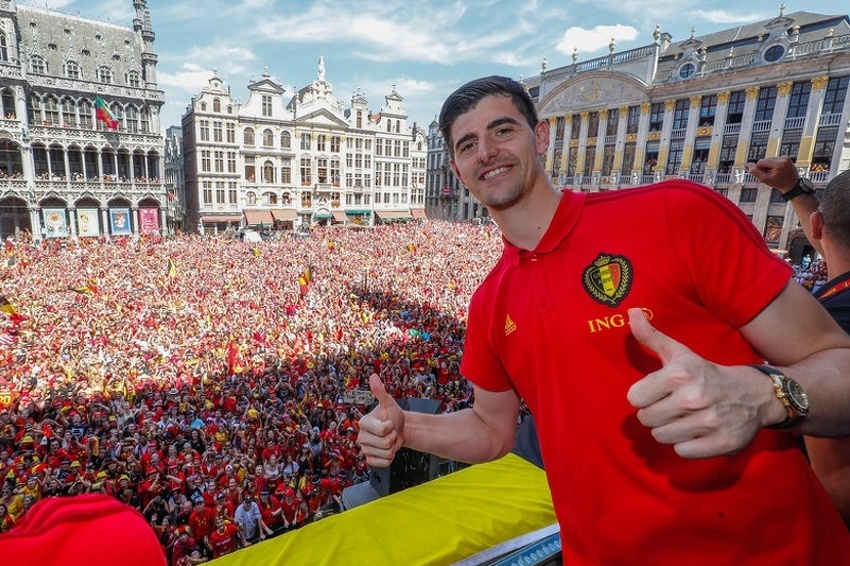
[717,91,730,104]
[640,102,651,113]
[810,76,829,90]
[664,100,676,112]
[690,95,702,105]
[696,126,712,136]
[745,86,760,99]
[777,82,793,96]
[625,133,637,143]
[647,131,661,141]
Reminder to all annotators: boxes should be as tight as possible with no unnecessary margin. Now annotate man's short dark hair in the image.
[438,75,538,157]
[820,169,850,250]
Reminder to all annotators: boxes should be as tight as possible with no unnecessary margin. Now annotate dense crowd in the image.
[0,221,501,564]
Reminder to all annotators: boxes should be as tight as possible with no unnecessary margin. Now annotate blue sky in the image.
[23,0,845,132]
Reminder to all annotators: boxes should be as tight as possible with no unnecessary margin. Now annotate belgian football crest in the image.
[582,253,632,307]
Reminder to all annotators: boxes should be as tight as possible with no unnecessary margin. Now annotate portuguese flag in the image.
[95,96,119,129]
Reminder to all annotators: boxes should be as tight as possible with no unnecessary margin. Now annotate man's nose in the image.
[477,138,498,162]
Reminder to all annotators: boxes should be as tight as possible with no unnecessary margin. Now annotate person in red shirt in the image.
[357,75,850,564]
[256,488,281,532]
[208,517,240,558]
[186,498,215,555]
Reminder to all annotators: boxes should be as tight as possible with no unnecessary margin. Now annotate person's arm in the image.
[627,281,850,459]
[358,373,520,467]
[747,156,823,256]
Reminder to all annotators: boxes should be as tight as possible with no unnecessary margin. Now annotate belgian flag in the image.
[250,247,262,258]
[167,258,177,278]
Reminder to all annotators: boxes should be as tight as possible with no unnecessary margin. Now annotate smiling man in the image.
[357,75,850,564]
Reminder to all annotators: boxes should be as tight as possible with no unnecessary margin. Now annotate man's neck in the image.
[493,183,562,250]
[822,239,850,281]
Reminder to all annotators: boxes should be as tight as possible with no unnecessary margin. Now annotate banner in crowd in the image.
[43,208,69,238]
[139,208,160,235]
[109,208,132,236]
[76,209,101,237]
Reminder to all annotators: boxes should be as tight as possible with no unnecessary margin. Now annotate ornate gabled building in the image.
[0,0,166,240]
[182,57,426,234]
[527,8,850,260]
[428,9,850,257]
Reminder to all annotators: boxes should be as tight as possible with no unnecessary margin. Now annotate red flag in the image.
[95,96,120,129]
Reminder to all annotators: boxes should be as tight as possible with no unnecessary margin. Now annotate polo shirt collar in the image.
[502,189,586,265]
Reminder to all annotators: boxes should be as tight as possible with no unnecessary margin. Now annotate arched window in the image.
[263,160,275,183]
[243,128,255,146]
[281,131,291,149]
[31,55,47,74]
[263,129,274,148]
[61,97,76,127]
[125,106,139,133]
[0,33,7,62]
[127,70,141,87]
[98,66,113,84]
[65,60,80,79]
[213,98,221,112]
[43,95,59,125]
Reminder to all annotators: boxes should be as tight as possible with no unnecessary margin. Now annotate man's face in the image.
[449,94,548,212]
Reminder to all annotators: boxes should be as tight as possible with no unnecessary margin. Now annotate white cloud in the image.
[694,10,771,25]
[556,24,639,55]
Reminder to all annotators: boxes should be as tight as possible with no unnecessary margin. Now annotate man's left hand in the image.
[626,308,772,459]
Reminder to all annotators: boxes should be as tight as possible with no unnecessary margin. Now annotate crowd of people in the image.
[0,221,501,564]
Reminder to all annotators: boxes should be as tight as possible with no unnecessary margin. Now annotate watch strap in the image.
[780,178,814,201]
[750,364,804,429]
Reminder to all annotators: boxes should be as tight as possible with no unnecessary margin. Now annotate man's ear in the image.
[449,159,461,181]
[810,210,824,241]
[534,120,550,156]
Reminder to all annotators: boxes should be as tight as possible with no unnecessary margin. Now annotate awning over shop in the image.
[332,210,348,222]
[244,209,274,226]
[201,215,241,225]
[270,208,297,221]
[375,211,414,221]
[411,208,428,219]
[345,210,371,215]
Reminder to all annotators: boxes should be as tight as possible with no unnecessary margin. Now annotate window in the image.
[79,100,92,129]
[317,158,328,183]
[263,161,275,183]
[823,76,849,115]
[281,165,291,184]
[649,103,664,131]
[226,123,235,143]
[726,90,746,124]
[621,142,636,174]
[740,188,758,203]
[214,151,224,173]
[244,156,255,182]
[300,133,311,151]
[571,114,581,139]
[764,44,785,63]
[672,99,689,130]
[331,136,341,152]
[281,131,291,149]
[748,132,769,162]
[200,120,210,142]
[331,158,340,185]
[43,96,59,125]
[31,55,47,74]
[679,62,696,79]
[213,121,222,142]
[554,116,565,141]
[127,70,140,88]
[65,61,80,79]
[754,87,777,122]
[786,82,811,120]
[61,98,76,127]
[98,66,113,84]
[213,98,221,113]
[587,112,599,138]
[699,95,716,126]
[263,129,274,148]
[227,151,236,173]
[666,139,684,175]
[317,135,326,152]
[262,95,272,117]
[0,33,6,62]
[201,150,211,172]
[779,129,802,160]
[300,157,311,184]
[125,106,139,133]
[243,128,255,146]
[605,110,618,136]
[626,106,640,134]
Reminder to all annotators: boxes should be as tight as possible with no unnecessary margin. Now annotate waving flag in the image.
[0,296,16,317]
[167,258,177,278]
[95,96,119,129]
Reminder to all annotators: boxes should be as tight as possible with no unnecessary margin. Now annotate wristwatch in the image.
[751,364,810,429]
[780,177,815,201]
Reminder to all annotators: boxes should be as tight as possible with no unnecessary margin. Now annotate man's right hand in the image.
[746,156,799,192]
[356,374,406,467]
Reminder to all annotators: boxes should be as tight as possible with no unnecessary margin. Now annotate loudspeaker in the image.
[369,397,441,497]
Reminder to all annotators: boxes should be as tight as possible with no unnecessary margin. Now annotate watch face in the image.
[785,379,810,411]
[800,178,815,192]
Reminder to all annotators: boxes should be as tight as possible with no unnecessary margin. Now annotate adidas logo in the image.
[505,315,517,336]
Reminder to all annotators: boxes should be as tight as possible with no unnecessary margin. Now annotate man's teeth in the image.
[484,167,509,179]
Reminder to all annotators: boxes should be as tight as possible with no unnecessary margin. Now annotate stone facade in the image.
[0,0,166,240]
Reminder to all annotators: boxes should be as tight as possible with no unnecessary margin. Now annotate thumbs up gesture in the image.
[626,309,767,459]
[357,374,406,467]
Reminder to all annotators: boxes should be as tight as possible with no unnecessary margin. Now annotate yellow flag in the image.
[167,258,177,278]
[0,296,16,316]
